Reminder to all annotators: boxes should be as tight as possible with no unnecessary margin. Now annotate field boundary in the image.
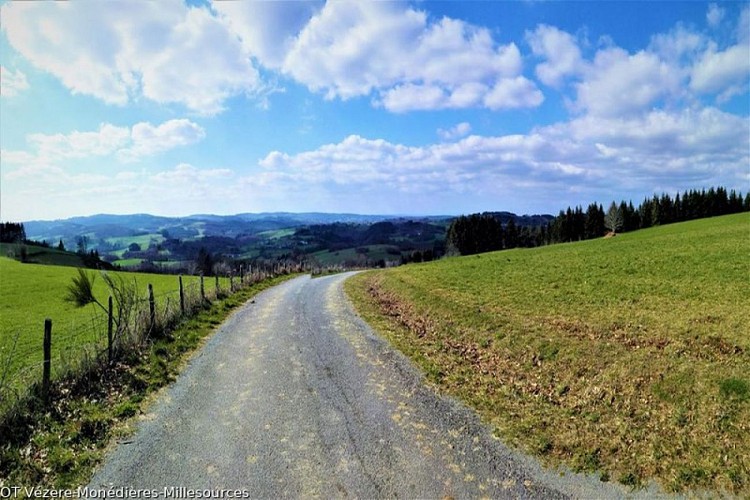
[0,271,299,489]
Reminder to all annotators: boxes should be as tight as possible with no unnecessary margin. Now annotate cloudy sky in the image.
[1,1,748,221]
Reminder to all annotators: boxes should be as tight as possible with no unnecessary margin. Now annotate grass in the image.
[0,273,295,490]
[0,243,86,268]
[346,213,750,495]
[0,257,230,401]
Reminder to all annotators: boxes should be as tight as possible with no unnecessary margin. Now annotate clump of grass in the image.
[719,378,749,402]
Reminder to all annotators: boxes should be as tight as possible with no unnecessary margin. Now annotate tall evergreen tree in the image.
[584,203,605,239]
[446,214,503,256]
[504,218,519,249]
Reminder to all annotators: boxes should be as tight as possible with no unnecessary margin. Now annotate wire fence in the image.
[0,262,330,417]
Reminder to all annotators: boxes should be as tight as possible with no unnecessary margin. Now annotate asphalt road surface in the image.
[88,273,660,499]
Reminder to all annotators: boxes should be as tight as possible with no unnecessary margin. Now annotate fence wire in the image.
[0,268,300,415]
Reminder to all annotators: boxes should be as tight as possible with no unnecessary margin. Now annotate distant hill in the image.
[23,212,446,243]
[20,211,550,270]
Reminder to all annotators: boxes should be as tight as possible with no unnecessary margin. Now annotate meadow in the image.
[346,213,750,494]
[0,258,230,399]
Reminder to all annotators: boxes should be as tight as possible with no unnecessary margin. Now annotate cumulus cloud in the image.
[276,2,540,111]
[526,24,584,87]
[119,119,206,161]
[3,119,205,169]
[690,43,750,101]
[251,104,748,211]
[0,1,261,114]
[213,1,322,68]
[484,77,544,110]
[0,66,29,97]
[576,48,681,117]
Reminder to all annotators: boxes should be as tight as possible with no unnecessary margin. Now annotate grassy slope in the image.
[0,258,229,391]
[0,243,86,268]
[346,213,750,494]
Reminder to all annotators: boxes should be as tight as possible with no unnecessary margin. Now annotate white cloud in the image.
[250,104,748,211]
[0,1,261,114]
[690,43,750,100]
[484,77,544,110]
[3,119,205,169]
[575,48,681,117]
[379,84,449,113]
[4,106,747,220]
[27,124,131,160]
[526,24,584,87]
[213,2,322,68]
[119,119,206,161]
[278,2,539,111]
[648,25,705,64]
[438,122,472,141]
[707,3,725,28]
[0,66,29,97]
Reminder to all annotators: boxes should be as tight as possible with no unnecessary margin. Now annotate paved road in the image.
[89,273,654,499]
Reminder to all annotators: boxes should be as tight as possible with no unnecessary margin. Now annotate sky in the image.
[1,1,748,222]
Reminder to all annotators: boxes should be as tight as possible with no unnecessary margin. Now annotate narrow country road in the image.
[88,273,649,499]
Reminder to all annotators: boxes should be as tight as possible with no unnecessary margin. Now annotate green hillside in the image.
[0,243,88,268]
[0,259,229,397]
[346,213,750,494]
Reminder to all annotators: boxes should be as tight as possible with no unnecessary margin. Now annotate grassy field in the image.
[0,243,86,268]
[346,213,750,494]
[0,258,229,396]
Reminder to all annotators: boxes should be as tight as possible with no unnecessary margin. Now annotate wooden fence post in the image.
[107,296,114,364]
[148,284,155,332]
[42,319,52,405]
[215,274,220,296]
[200,274,205,302]
[179,275,185,315]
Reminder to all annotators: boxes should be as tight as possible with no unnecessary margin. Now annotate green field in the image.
[0,259,229,395]
[0,243,87,268]
[346,213,750,494]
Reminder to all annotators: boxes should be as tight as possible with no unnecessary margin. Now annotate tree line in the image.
[448,187,749,256]
[0,222,26,243]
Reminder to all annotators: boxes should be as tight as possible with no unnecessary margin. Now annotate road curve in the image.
[89,273,650,499]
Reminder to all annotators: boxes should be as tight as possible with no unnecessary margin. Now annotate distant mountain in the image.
[22,212,451,247]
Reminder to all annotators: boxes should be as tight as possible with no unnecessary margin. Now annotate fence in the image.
[0,262,321,414]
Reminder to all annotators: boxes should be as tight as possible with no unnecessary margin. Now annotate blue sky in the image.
[1,1,748,221]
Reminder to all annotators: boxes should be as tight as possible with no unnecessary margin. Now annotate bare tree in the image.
[604,201,624,234]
